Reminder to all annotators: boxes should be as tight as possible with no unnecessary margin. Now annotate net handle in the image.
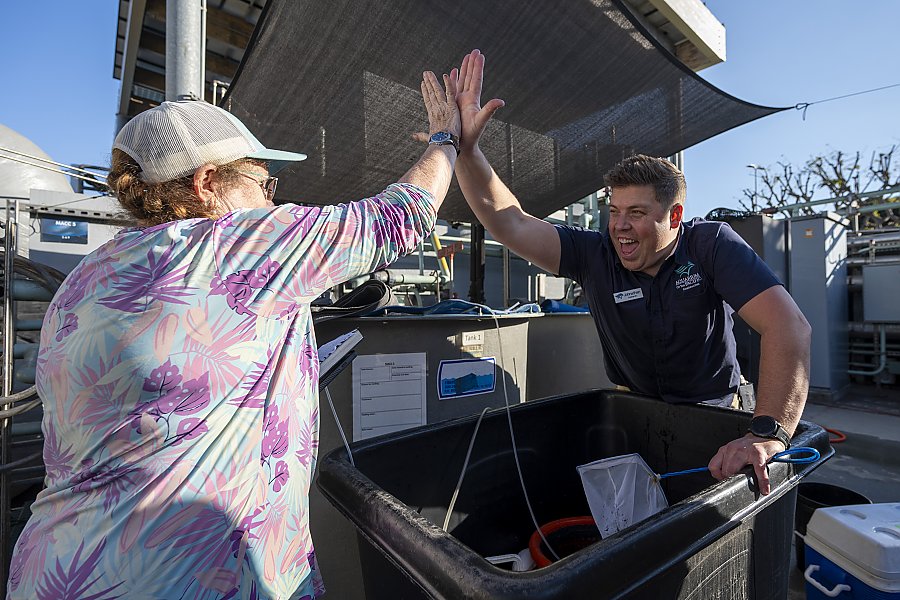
[656,446,820,479]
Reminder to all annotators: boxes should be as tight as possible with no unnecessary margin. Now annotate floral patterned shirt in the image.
[8,183,436,600]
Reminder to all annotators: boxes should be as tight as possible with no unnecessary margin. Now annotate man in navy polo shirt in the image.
[450,51,811,494]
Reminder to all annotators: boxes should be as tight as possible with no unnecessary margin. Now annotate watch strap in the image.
[770,424,791,450]
[748,416,791,450]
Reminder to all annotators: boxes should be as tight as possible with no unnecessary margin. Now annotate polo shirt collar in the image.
[672,222,690,266]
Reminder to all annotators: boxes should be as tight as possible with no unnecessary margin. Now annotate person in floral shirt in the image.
[8,58,465,599]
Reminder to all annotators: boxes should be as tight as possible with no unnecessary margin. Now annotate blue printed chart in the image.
[438,357,496,400]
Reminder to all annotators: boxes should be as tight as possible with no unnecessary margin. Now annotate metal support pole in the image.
[1,197,19,587]
[747,164,765,210]
[166,0,204,101]
[199,0,207,101]
[848,324,888,377]
[448,252,454,295]
[784,216,792,294]
[469,224,485,304]
[502,247,510,308]
[417,241,425,275]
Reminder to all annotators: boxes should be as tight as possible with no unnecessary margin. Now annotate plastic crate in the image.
[317,390,832,599]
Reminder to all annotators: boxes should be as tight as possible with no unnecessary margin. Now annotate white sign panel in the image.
[461,330,485,347]
[352,353,427,441]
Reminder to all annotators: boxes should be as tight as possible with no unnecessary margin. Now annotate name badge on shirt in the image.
[613,288,644,304]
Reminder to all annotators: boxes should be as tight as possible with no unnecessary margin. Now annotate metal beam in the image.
[204,4,255,48]
[166,0,204,101]
[146,0,254,49]
[469,224,486,304]
[761,185,900,216]
[133,65,166,95]
[116,0,148,132]
[140,28,240,80]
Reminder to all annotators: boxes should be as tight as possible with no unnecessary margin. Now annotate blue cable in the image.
[770,446,820,464]
[656,446,820,480]
[657,466,709,480]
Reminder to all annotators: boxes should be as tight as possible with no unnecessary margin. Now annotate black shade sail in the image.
[226,0,785,221]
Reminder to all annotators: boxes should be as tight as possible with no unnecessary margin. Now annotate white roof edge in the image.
[646,0,726,66]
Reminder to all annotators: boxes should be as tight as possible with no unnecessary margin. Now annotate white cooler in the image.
[804,502,900,599]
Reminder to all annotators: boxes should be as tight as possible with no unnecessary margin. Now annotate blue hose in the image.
[770,446,820,464]
[656,446,820,480]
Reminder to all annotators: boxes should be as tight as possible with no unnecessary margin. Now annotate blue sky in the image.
[686,0,900,217]
[1,1,898,219]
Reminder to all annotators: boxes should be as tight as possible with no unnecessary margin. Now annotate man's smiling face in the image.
[608,184,681,277]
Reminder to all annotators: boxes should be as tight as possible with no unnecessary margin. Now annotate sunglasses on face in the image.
[236,170,278,202]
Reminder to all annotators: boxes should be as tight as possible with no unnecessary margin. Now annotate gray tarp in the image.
[226,0,784,221]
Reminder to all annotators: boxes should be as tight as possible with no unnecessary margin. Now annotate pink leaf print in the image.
[42,420,76,482]
[110,301,163,357]
[69,458,143,511]
[295,415,318,468]
[55,268,91,311]
[172,372,211,415]
[34,539,125,600]
[143,502,253,583]
[249,257,280,288]
[184,315,253,400]
[261,405,289,461]
[55,312,78,342]
[271,460,289,492]
[150,372,210,416]
[228,506,266,553]
[210,258,282,316]
[153,313,180,361]
[97,244,195,313]
[172,417,208,446]
[236,354,273,409]
[146,503,209,549]
[142,358,182,393]
[210,271,255,315]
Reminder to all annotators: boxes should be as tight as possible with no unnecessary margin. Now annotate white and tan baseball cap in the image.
[113,100,306,183]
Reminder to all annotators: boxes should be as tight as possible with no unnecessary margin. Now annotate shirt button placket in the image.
[651,279,666,391]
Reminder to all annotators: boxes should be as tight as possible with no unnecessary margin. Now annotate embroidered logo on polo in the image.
[613,288,644,303]
[674,261,695,277]
[674,260,703,292]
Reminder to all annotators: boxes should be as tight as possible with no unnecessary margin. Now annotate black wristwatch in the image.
[428,131,459,155]
[748,415,791,450]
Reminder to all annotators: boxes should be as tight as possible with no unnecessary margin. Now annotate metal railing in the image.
[0,198,67,588]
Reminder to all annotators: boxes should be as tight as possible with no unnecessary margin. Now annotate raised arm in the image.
[454,50,561,274]
[212,67,463,313]
[400,69,460,209]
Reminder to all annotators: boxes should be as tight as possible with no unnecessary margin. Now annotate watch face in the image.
[430,132,450,143]
[750,415,777,436]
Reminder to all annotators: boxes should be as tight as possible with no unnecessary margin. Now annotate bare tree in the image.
[739,161,816,214]
[739,145,900,229]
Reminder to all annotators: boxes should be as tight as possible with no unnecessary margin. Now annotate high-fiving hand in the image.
[456,49,505,154]
[421,69,461,138]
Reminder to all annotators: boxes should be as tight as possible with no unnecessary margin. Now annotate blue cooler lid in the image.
[806,502,900,592]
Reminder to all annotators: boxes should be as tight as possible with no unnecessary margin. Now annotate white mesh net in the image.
[577,453,668,538]
[114,101,264,183]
